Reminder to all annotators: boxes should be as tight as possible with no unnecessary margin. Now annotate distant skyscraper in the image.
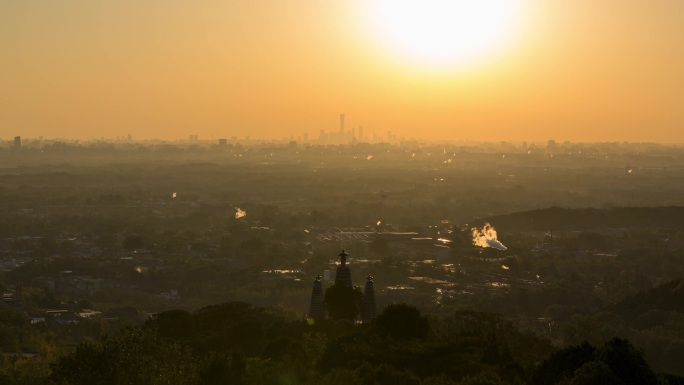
[218,138,228,147]
[13,136,21,148]
[340,114,345,133]
[359,126,364,142]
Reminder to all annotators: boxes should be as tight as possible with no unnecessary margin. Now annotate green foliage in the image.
[49,327,199,385]
[531,342,596,385]
[421,374,458,385]
[610,279,684,325]
[301,331,328,368]
[21,286,60,311]
[662,340,684,376]
[262,337,306,362]
[599,338,659,385]
[198,353,246,385]
[0,307,29,350]
[569,361,622,385]
[355,363,421,385]
[243,357,310,385]
[458,371,506,385]
[152,309,194,339]
[0,355,52,385]
[4,299,682,385]
[148,302,286,357]
[375,304,430,341]
[321,368,361,385]
[531,338,663,385]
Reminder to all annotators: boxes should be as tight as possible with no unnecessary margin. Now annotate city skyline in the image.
[2,1,684,142]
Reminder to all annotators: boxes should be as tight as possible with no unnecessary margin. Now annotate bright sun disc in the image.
[365,0,523,68]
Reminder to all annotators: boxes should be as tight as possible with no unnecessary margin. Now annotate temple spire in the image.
[338,250,348,266]
[362,275,377,323]
[308,275,326,320]
[334,250,352,288]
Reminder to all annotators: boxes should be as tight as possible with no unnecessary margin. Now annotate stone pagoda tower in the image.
[308,275,326,320]
[334,250,353,288]
[308,250,377,321]
[362,275,377,323]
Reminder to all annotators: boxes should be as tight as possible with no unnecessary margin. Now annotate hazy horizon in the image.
[2,1,684,142]
[6,134,684,146]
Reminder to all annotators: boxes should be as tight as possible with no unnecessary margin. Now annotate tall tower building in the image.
[13,136,21,148]
[362,275,377,324]
[340,114,345,134]
[308,275,326,320]
[358,126,364,142]
[334,250,353,289]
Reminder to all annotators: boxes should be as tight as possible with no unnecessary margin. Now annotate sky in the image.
[1,0,683,142]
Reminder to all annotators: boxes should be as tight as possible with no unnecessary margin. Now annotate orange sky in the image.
[1,1,683,142]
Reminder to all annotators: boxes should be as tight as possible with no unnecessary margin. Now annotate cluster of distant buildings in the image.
[316,114,401,145]
[5,113,409,149]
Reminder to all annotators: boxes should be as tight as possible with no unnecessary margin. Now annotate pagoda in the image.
[334,250,353,288]
[307,275,326,320]
[307,249,377,321]
[362,275,377,323]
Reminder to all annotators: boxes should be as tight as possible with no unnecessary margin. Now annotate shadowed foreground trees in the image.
[49,328,198,385]
[375,303,430,340]
[531,338,661,385]
[35,302,684,384]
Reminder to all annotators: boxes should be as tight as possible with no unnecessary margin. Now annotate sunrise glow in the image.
[364,0,524,68]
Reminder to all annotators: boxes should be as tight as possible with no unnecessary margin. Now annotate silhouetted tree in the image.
[49,327,198,385]
[599,338,659,385]
[375,304,430,341]
[530,342,596,385]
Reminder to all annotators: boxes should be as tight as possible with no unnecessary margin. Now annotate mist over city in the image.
[2,1,684,384]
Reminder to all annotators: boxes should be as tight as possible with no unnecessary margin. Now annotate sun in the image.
[364,0,524,69]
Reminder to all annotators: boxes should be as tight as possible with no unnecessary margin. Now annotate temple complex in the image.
[307,249,377,323]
